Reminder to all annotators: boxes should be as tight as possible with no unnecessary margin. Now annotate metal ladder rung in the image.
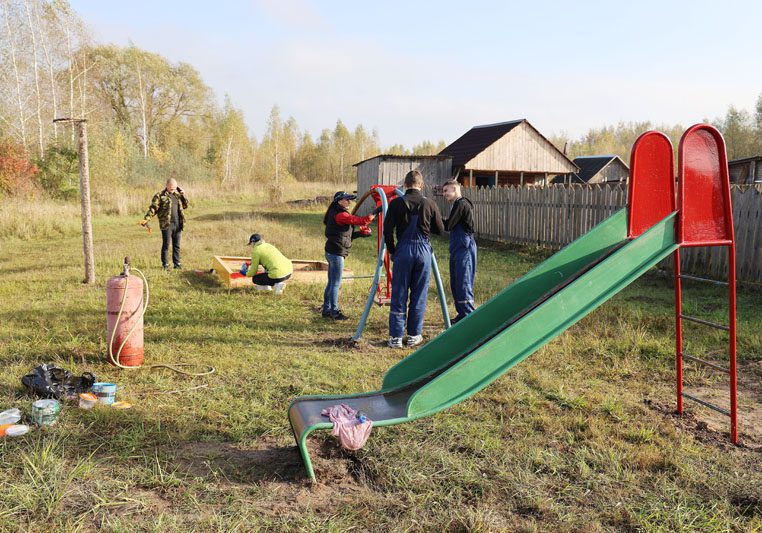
[679,314,729,331]
[678,274,729,286]
[681,393,730,417]
[682,353,729,373]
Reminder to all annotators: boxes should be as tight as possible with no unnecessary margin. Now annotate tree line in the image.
[1,0,760,200]
[0,1,446,198]
[551,95,762,164]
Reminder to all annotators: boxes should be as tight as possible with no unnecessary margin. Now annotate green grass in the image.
[0,192,760,531]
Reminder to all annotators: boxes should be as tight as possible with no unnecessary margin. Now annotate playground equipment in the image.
[211,256,354,288]
[350,185,451,341]
[288,124,738,481]
[673,125,738,443]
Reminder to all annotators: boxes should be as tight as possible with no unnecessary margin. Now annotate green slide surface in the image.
[289,209,678,480]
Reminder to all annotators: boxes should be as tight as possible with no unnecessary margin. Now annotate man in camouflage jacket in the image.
[140,178,189,270]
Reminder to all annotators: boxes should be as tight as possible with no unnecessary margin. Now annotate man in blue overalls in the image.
[383,170,445,348]
[442,179,477,323]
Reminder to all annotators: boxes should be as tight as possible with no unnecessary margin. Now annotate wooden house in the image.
[728,156,762,184]
[552,155,630,185]
[353,154,452,214]
[439,119,578,187]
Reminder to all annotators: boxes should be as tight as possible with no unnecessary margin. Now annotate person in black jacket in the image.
[322,191,375,320]
[442,179,477,323]
[140,178,188,270]
[383,170,444,348]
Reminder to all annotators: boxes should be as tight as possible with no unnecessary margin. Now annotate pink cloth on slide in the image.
[321,403,373,450]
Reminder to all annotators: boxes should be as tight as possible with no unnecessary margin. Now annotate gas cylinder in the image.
[106,257,144,367]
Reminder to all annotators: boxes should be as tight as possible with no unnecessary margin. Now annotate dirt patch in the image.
[171,436,374,513]
[172,438,308,483]
[644,360,762,450]
[646,400,761,450]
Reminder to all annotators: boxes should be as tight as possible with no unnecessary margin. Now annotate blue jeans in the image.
[322,252,345,315]
[161,223,182,268]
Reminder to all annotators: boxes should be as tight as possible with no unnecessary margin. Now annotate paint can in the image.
[31,399,61,426]
[79,393,98,410]
[91,383,117,405]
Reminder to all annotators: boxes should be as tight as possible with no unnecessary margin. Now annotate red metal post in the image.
[729,243,738,443]
[674,249,683,413]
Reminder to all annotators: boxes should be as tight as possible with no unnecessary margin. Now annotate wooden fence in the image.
[425,184,762,283]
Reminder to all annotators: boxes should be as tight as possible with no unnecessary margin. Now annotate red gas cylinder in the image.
[106,270,145,367]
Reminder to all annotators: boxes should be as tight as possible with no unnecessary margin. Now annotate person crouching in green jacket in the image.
[240,233,293,294]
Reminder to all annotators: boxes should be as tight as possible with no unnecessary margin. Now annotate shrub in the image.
[0,140,40,197]
[36,145,80,199]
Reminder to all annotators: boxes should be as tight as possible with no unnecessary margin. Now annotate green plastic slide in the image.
[289,209,678,481]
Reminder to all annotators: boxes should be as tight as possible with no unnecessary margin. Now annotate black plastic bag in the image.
[21,364,96,400]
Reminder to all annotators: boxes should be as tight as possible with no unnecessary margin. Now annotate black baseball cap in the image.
[333,191,357,202]
[247,233,262,245]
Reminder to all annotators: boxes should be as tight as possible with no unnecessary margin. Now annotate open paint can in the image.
[91,383,117,405]
[31,399,61,426]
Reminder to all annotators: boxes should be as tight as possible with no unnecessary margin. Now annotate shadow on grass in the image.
[179,269,223,290]
[261,211,323,223]
[192,211,257,223]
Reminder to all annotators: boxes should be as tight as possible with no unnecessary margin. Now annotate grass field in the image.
[0,187,760,532]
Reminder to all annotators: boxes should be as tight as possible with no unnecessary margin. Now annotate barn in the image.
[353,154,452,214]
[728,156,762,184]
[552,155,630,185]
[439,119,578,187]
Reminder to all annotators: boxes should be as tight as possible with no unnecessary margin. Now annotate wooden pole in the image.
[54,118,95,283]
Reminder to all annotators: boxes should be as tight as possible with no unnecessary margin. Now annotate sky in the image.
[70,0,762,148]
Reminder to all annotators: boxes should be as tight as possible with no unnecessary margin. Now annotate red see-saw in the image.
[351,185,399,305]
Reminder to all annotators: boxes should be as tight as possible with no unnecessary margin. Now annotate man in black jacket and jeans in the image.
[383,170,444,348]
[140,178,188,270]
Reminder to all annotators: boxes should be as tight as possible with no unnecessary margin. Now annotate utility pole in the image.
[54,118,95,284]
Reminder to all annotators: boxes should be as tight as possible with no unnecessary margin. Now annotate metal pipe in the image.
[431,252,451,328]
[682,353,729,373]
[681,392,730,417]
[679,314,729,331]
[674,249,683,414]
[729,243,738,443]
[352,187,390,341]
[678,273,728,286]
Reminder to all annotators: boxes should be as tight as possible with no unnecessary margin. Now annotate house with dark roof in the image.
[552,155,630,185]
[439,119,579,187]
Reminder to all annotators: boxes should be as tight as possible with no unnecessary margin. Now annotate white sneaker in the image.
[273,282,286,295]
[255,285,273,291]
[405,335,423,347]
[387,337,403,348]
